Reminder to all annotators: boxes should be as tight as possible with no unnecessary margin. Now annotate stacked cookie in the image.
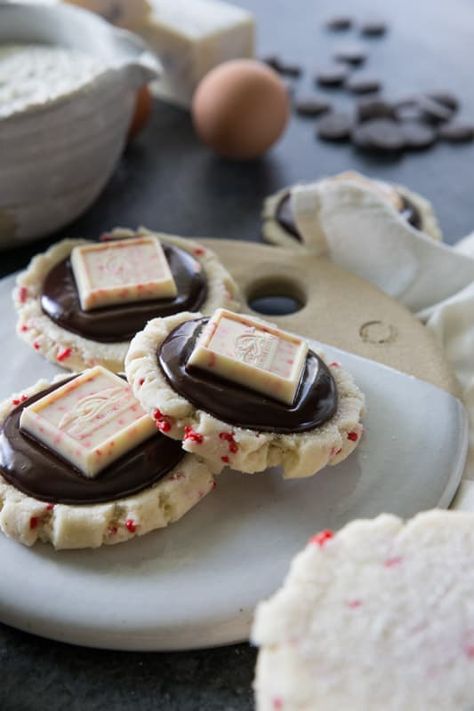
[2,227,364,549]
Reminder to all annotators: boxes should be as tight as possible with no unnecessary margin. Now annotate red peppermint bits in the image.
[157,419,171,433]
[18,286,28,303]
[12,394,28,406]
[384,556,403,568]
[108,525,118,535]
[29,516,39,530]
[46,503,55,511]
[56,347,72,363]
[329,361,341,368]
[194,247,205,257]
[183,426,203,444]
[138,378,145,386]
[310,530,334,546]
[219,431,238,453]
[125,519,137,533]
[153,409,172,432]
[347,431,359,442]
[19,324,29,333]
[221,455,230,464]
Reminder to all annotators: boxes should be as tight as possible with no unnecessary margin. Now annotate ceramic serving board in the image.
[0,271,467,650]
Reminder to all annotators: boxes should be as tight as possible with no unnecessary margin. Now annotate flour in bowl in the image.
[0,44,107,118]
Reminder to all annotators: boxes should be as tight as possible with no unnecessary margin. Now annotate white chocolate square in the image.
[19,366,156,478]
[71,237,177,311]
[187,309,309,405]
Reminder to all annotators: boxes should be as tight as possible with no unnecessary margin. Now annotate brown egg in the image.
[192,59,290,160]
[128,85,153,141]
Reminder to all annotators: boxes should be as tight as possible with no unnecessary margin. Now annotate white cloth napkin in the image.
[290,181,474,499]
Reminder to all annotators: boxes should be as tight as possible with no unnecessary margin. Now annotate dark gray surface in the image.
[1,0,474,708]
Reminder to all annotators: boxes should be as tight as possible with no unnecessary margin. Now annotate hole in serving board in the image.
[247,278,306,316]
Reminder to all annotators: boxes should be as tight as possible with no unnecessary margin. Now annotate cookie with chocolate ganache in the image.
[0,366,216,550]
[14,228,241,373]
[125,309,365,478]
[262,171,442,249]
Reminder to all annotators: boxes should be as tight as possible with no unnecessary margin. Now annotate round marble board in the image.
[0,242,468,650]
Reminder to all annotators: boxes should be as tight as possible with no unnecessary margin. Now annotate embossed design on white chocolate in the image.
[187,309,309,405]
[58,387,131,440]
[70,236,178,311]
[234,330,278,370]
[19,366,156,478]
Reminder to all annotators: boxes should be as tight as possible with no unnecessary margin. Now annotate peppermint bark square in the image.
[71,236,177,311]
[187,309,308,405]
[20,366,155,478]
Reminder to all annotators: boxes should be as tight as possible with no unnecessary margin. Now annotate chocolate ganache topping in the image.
[41,243,208,342]
[275,189,422,239]
[158,319,338,433]
[0,378,185,505]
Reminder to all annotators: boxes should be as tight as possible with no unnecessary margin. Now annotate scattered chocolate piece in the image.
[352,119,404,152]
[417,95,454,123]
[334,43,367,65]
[394,101,424,123]
[326,15,353,31]
[346,74,382,94]
[439,121,474,142]
[360,18,387,37]
[317,111,353,141]
[400,121,437,150]
[294,96,331,117]
[262,55,302,78]
[315,63,349,87]
[357,98,395,122]
[427,91,460,112]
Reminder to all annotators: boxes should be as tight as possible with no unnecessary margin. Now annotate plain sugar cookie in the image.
[252,510,474,711]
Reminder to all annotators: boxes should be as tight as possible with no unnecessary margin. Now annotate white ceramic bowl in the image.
[0,2,160,248]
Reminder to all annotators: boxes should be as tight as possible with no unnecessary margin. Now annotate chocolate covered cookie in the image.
[14,228,241,373]
[125,309,364,479]
[0,367,215,549]
[262,171,442,249]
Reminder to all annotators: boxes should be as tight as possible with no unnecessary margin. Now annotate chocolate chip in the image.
[427,91,460,112]
[334,43,367,65]
[317,112,353,141]
[394,101,424,123]
[439,121,474,142]
[360,19,387,37]
[315,63,349,87]
[357,98,395,122]
[346,74,382,94]
[262,55,302,78]
[294,96,331,117]
[417,95,454,123]
[400,121,437,150]
[262,55,281,72]
[352,119,404,152]
[326,15,353,31]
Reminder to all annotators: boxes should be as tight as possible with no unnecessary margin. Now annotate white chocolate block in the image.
[71,237,177,311]
[20,366,156,478]
[63,0,151,29]
[187,309,309,405]
[142,0,255,108]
